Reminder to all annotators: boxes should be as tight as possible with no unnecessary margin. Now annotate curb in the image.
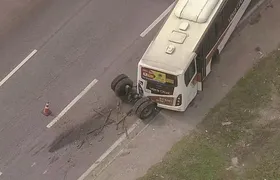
[238,0,272,27]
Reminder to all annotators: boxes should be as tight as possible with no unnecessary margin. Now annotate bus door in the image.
[184,58,198,106]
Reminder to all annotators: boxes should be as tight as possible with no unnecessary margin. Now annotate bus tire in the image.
[134,99,156,120]
[111,74,129,91]
[114,77,133,97]
[133,97,151,114]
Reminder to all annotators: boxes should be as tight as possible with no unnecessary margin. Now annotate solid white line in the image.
[46,79,98,128]
[0,49,37,87]
[92,116,157,180]
[77,119,142,180]
[140,1,176,37]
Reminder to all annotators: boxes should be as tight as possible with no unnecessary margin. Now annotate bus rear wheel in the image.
[114,77,133,97]
[111,74,129,91]
[133,97,157,120]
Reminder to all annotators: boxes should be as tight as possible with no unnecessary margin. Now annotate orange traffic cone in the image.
[42,102,52,116]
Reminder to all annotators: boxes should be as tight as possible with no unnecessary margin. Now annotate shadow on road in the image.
[48,106,115,153]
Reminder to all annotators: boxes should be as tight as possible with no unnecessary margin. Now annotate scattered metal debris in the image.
[87,99,134,141]
[98,136,104,142]
[87,109,113,136]
[77,140,85,149]
[116,109,133,139]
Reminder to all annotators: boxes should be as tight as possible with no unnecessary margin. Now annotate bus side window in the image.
[184,59,196,86]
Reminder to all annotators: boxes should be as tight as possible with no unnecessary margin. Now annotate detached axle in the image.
[111,74,157,120]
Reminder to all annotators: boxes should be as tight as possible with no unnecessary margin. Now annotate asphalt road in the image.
[0,0,174,179]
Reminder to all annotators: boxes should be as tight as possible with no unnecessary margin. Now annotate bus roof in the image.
[140,0,223,75]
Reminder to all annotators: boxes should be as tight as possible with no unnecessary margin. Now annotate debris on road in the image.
[43,169,48,175]
[87,109,113,136]
[92,107,115,123]
[116,109,133,139]
[120,149,131,157]
[98,136,104,142]
[77,139,85,149]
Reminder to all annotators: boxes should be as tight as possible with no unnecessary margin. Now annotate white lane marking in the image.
[77,119,142,180]
[31,162,36,167]
[46,79,98,128]
[43,169,48,174]
[0,49,38,87]
[93,116,157,180]
[140,1,176,37]
[0,171,2,176]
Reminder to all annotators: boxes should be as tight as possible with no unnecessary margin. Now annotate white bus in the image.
[111,0,252,119]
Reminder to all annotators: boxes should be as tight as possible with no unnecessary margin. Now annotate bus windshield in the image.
[141,67,177,95]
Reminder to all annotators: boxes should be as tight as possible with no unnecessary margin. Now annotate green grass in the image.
[138,49,280,180]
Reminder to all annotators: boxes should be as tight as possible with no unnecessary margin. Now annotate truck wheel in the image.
[114,77,133,97]
[134,98,156,120]
[132,97,150,114]
[111,74,128,91]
